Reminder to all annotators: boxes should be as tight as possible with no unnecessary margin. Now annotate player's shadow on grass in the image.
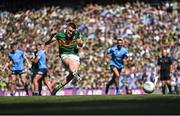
[0,96,179,115]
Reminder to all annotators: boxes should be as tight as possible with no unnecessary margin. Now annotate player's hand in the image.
[51,29,57,36]
[32,54,36,59]
[28,63,32,69]
[76,39,83,47]
[76,33,83,47]
[76,38,82,44]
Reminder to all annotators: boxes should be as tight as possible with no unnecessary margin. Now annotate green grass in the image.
[0,95,180,114]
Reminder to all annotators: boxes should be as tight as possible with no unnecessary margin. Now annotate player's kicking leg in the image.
[51,55,80,96]
[51,70,80,96]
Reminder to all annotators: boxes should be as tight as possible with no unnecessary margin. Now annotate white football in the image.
[143,81,155,94]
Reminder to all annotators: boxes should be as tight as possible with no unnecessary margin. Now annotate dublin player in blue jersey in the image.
[32,42,52,96]
[4,42,31,96]
[30,46,39,95]
[105,38,129,95]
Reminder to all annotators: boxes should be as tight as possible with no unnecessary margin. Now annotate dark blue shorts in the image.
[31,68,38,78]
[11,70,25,75]
[110,65,122,73]
[160,72,170,81]
[37,68,47,77]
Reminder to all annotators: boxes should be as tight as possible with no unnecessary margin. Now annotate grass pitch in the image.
[0,95,180,115]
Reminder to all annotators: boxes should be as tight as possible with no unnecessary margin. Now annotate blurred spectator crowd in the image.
[0,0,180,93]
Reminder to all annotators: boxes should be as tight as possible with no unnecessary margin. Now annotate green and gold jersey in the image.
[55,30,86,55]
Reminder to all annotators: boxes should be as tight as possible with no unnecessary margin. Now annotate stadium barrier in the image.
[0,89,145,96]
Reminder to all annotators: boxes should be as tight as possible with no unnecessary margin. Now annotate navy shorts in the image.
[11,70,25,75]
[110,65,122,73]
[31,68,38,78]
[160,72,170,81]
[37,68,47,77]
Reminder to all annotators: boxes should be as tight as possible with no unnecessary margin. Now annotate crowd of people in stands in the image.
[0,0,179,94]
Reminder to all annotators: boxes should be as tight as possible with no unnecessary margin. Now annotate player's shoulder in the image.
[17,49,24,54]
[37,50,44,54]
[73,31,80,39]
[110,45,117,49]
[108,46,116,50]
[56,30,65,35]
[122,46,128,52]
[56,30,66,38]
[8,51,13,56]
[17,49,23,52]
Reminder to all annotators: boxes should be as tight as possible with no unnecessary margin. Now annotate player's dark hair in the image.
[67,23,76,29]
[11,42,18,46]
[10,42,18,49]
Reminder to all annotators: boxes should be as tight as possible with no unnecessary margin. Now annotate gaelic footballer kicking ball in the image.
[143,81,155,94]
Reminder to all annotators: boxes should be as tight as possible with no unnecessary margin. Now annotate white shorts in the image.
[61,54,80,62]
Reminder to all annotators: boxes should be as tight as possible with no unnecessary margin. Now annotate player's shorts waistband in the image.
[37,68,48,75]
[61,54,80,62]
[110,65,122,70]
[11,70,25,75]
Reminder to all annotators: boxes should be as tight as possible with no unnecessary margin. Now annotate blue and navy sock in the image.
[116,86,120,95]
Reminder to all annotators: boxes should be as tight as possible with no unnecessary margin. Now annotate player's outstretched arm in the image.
[24,54,31,69]
[45,35,55,46]
[123,56,129,64]
[45,29,57,47]
[107,51,112,60]
[2,59,12,72]
[104,49,112,60]
[2,62,9,72]
[76,39,83,47]
[76,32,84,47]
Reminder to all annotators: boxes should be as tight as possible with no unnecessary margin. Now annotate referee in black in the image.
[157,48,173,94]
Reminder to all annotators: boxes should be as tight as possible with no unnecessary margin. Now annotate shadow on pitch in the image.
[0,96,179,115]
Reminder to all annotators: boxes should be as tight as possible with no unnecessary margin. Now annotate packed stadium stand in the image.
[0,0,179,96]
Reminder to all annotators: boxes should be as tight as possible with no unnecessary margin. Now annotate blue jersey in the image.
[36,50,47,69]
[8,49,25,71]
[107,46,128,69]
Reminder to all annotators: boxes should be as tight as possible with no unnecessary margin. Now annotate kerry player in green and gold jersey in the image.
[45,22,86,95]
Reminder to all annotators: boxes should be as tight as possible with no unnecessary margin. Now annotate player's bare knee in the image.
[9,81,16,86]
[33,77,39,83]
[11,76,16,81]
[11,78,16,83]
[69,65,78,73]
[21,77,27,83]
